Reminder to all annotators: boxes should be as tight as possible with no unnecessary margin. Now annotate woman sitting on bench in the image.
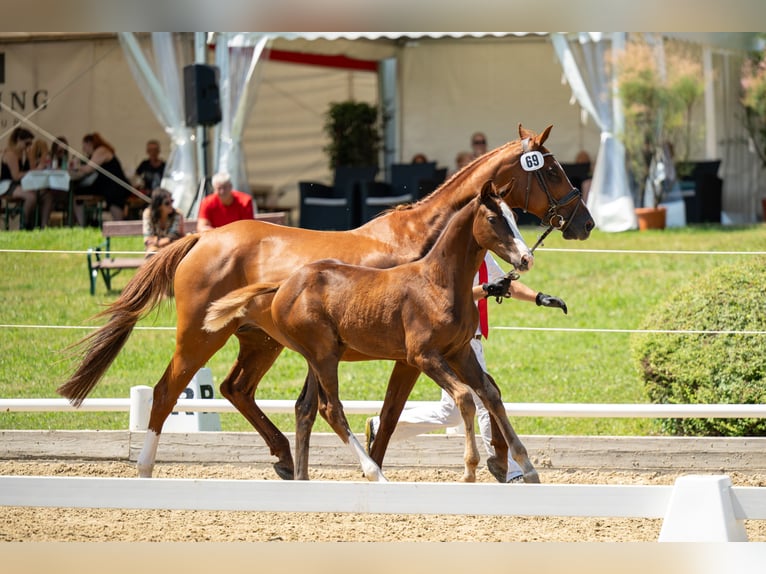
[142,188,185,255]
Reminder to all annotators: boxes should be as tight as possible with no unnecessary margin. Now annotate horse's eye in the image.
[487,216,497,224]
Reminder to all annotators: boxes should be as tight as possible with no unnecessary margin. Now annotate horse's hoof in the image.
[273,461,295,481]
[523,470,541,484]
[486,456,507,483]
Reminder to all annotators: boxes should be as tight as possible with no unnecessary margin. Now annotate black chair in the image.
[359,181,415,223]
[299,166,377,230]
[680,160,722,224]
[560,162,591,191]
[414,166,448,198]
[391,162,442,200]
[1,195,25,230]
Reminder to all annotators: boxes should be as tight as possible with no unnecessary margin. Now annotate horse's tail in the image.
[203,282,281,333]
[57,234,202,406]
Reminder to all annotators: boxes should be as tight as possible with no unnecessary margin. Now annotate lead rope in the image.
[530,224,555,254]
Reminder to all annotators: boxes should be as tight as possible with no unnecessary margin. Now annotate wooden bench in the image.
[87,211,288,295]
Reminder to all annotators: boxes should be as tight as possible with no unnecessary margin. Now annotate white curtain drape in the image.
[211,33,270,202]
[119,32,198,217]
[551,32,637,232]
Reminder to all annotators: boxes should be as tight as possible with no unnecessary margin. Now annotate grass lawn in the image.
[1,222,764,436]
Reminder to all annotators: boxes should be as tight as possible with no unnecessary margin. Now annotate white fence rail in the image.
[5,398,766,417]
[5,390,766,542]
[0,473,763,541]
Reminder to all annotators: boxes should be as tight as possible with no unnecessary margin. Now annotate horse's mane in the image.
[391,139,519,215]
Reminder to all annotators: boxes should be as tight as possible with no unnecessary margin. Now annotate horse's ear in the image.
[537,125,553,146]
[518,123,534,140]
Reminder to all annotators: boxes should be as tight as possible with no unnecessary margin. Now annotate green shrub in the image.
[631,255,766,435]
[323,101,381,169]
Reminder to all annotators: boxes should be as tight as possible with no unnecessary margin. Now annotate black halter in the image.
[520,138,582,252]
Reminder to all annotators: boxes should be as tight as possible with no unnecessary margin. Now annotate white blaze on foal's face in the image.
[500,201,534,270]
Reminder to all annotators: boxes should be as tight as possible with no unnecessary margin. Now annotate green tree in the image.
[614,36,704,207]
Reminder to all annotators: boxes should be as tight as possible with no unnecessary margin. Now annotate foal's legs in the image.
[414,353,481,482]
[449,350,539,484]
[219,327,294,480]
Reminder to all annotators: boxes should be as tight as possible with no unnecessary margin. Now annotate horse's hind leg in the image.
[138,327,232,477]
[220,328,294,480]
[486,414,510,483]
[310,357,386,482]
[368,361,421,468]
[470,372,539,484]
[294,369,319,480]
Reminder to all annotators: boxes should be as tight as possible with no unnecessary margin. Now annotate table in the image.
[21,169,73,226]
[21,169,71,192]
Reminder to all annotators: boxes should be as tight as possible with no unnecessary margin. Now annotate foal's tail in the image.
[57,234,201,406]
[203,282,280,333]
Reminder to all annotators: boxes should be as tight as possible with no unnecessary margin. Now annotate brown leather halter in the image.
[519,137,583,252]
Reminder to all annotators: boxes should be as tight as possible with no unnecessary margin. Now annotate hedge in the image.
[631,254,766,436]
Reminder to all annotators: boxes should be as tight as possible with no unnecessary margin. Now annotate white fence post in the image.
[659,475,748,542]
[160,368,221,432]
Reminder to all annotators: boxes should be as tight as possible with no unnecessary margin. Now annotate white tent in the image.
[1,32,762,227]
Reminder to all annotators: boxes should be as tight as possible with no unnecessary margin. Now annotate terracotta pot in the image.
[635,206,667,231]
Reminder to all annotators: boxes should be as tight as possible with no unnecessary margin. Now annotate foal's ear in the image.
[480,179,498,202]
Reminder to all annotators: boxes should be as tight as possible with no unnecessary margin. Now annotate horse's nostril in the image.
[520,254,533,271]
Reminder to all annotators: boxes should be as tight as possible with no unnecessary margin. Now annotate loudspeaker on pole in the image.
[183,64,222,127]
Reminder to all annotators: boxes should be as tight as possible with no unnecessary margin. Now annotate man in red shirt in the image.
[196,171,255,232]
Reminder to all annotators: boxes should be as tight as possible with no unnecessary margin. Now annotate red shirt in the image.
[198,190,255,228]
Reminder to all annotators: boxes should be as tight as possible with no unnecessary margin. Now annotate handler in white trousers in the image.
[365,251,567,482]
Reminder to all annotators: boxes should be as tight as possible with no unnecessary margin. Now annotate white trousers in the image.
[386,338,523,477]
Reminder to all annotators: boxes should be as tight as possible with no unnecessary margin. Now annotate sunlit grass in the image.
[1,223,764,436]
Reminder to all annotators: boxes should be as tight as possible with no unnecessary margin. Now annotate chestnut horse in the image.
[203,182,538,483]
[58,124,593,479]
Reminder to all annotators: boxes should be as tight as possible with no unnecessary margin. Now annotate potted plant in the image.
[740,39,766,221]
[614,36,705,229]
[323,100,381,169]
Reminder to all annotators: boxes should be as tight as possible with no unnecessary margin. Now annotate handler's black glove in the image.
[482,275,513,303]
[536,292,568,314]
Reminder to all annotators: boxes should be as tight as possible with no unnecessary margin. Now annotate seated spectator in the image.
[50,136,72,170]
[26,139,56,228]
[0,127,50,230]
[454,150,474,173]
[28,139,51,170]
[70,132,130,224]
[197,172,255,232]
[142,188,184,255]
[134,139,166,192]
[470,131,488,159]
[411,153,428,164]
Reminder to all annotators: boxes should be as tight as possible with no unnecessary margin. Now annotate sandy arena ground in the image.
[2,460,766,542]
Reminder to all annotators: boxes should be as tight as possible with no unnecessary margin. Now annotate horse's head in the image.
[492,124,595,241]
[475,181,534,273]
